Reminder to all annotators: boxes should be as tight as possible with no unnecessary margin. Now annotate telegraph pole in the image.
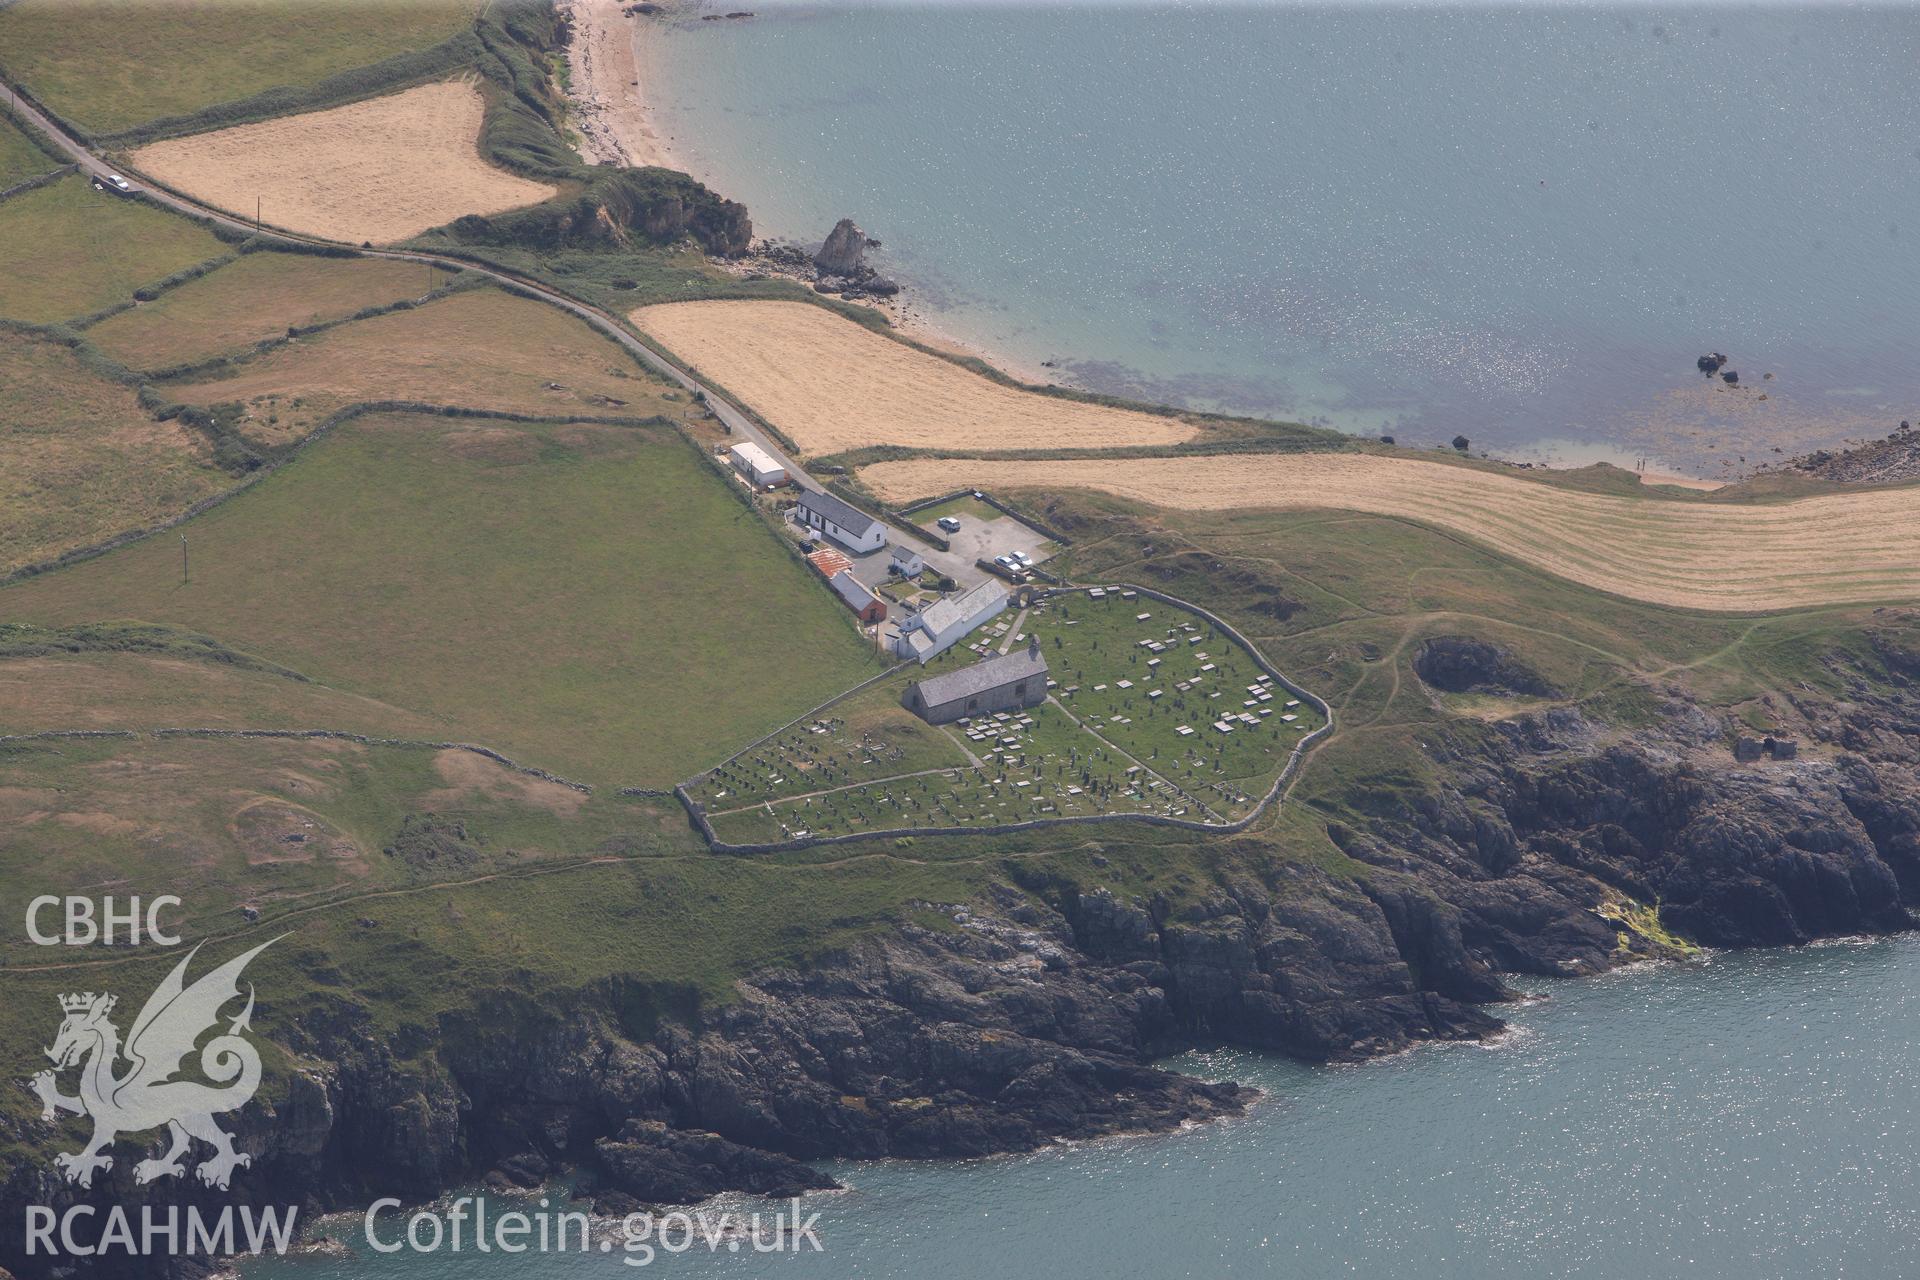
[180,534,188,585]
[255,195,261,234]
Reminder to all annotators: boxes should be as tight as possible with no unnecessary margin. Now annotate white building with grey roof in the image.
[794,488,887,553]
[889,578,1010,663]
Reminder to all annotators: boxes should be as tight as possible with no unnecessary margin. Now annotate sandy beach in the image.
[561,0,676,169]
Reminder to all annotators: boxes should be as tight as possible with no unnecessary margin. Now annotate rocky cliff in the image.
[449,168,752,256]
[8,642,1920,1277]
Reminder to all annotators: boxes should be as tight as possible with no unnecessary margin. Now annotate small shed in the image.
[889,545,926,577]
[828,571,887,625]
[1734,736,1764,762]
[806,546,854,579]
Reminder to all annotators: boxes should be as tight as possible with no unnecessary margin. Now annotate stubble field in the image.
[861,454,1920,611]
[128,80,554,243]
[630,300,1200,455]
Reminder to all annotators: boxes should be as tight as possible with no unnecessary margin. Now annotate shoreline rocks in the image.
[10,622,1920,1277]
[814,217,875,276]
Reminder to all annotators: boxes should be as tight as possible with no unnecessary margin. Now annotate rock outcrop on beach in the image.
[815,217,875,276]
[732,223,900,302]
[1785,421,1920,486]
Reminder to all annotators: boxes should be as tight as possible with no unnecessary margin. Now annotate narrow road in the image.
[0,87,823,499]
[4,85,982,600]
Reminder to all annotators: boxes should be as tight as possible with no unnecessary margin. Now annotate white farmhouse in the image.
[795,488,887,554]
[889,579,1010,663]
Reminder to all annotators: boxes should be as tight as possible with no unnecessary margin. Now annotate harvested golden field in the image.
[0,335,228,572]
[128,81,555,244]
[630,300,1198,455]
[163,285,674,444]
[861,455,1920,611]
[88,251,435,370]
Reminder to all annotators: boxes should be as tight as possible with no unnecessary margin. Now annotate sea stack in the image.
[815,218,874,276]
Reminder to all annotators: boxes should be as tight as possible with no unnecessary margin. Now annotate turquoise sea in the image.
[249,936,1920,1279]
[245,10,1920,1278]
[639,2,1920,477]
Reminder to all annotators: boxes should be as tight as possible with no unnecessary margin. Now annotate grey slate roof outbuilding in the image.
[903,640,1049,724]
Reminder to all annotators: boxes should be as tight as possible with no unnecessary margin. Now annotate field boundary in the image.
[0,723,594,791]
[0,159,74,205]
[134,270,478,381]
[0,402,674,586]
[678,583,1335,854]
[0,729,138,746]
[65,249,241,331]
[146,727,594,792]
[0,24,488,151]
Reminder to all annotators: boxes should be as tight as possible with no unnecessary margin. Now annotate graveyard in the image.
[690,587,1326,846]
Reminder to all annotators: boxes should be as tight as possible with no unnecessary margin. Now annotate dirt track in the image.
[129,81,555,244]
[861,455,1920,611]
[631,300,1198,455]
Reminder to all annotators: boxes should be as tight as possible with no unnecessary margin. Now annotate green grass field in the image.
[0,109,58,187]
[0,333,229,571]
[87,250,436,371]
[0,412,886,786]
[4,467,1903,1159]
[0,173,225,323]
[0,0,477,136]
